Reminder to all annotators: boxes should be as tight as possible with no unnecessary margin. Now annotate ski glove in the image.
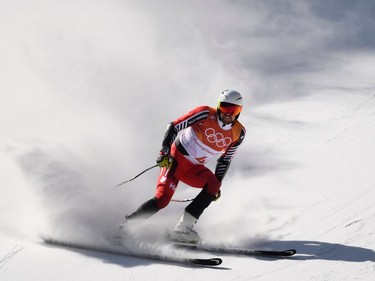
[156,146,172,169]
[214,189,221,201]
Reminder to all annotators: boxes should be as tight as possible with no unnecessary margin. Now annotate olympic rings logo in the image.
[204,128,232,148]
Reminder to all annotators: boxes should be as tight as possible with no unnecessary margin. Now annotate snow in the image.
[1,1,375,280]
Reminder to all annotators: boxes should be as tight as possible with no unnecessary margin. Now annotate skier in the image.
[121,89,246,243]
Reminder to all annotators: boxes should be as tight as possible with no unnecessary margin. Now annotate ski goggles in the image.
[218,102,242,116]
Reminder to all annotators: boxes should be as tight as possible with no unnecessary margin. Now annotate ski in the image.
[173,242,297,257]
[41,236,222,267]
[189,258,222,266]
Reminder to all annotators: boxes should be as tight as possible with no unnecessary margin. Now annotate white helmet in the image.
[217,89,243,119]
[218,89,243,107]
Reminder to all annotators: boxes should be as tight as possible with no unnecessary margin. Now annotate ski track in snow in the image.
[0,244,24,271]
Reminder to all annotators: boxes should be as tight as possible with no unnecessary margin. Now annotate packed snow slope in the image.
[1,90,375,280]
[1,1,375,280]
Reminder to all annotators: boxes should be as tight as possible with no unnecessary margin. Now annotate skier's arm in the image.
[215,127,246,182]
[160,122,178,154]
[160,106,210,153]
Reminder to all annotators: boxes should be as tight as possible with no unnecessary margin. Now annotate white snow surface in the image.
[1,1,375,280]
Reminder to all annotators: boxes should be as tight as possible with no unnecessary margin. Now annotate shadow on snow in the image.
[250,240,375,262]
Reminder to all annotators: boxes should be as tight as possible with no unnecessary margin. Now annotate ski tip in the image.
[191,258,222,266]
[284,249,297,256]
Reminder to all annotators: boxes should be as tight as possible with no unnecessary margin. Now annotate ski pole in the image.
[108,164,158,194]
[171,198,194,202]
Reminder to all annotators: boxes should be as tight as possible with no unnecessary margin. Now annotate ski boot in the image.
[169,211,200,244]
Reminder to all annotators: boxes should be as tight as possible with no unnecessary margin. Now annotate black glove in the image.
[156,146,172,168]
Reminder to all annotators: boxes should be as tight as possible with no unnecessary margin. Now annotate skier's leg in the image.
[124,142,188,220]
[181,166,221,219]
[170,166,221,243]
[125,163,179,221]
[125,197,159,220]
[116,164,178,242]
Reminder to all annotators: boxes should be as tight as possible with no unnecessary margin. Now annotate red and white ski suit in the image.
[154,106,246,211]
